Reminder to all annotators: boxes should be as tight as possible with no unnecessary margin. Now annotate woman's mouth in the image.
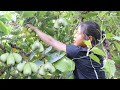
[73,40,75,43]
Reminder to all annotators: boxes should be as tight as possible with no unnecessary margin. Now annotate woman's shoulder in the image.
[66,44,88,59]
[66,44,88,52]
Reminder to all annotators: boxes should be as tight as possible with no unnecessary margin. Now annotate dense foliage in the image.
[0,11,120,79]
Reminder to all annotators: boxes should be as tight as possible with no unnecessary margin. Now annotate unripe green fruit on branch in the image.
[23,62,32,76]
[0,53,9,62]
[39,42,44,52]
[31,40,44,52]
[13,53,22,63]
[7,53,15,66]
[38,65,46,76]
[29,62,39,73]
[17,61,26,72]
[44,62,55,73]
[32,40,41,50]
[0,52,22,65]
[58,18,68,26]
[54,20,59,29]
[54,17,68,29]
[17,61,39,75]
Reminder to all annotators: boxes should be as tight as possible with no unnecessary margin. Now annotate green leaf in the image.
[39,42,44,52]
[91,47,106,56]
[82,12,97,18]
[89,53,100,64]
[48,51,65,63]
[98,11,109,17]
[0,21,8,35]
[54,57,75,72]
[22,11,37,18]
[4,13,12,20]
[0,17,8,23]
[106,33,114,39]
[34,60,44,67]
[45,28,55,36]
[29,51,37,60]
[84,40,92,48]
[113,36,120,41]
[114,41,120,51]
[5,68,11,79]
[64,71,74,79]
[44,46,52,55]
[103,60,116,79]
[37,11,47,19]
[15,11,23,14]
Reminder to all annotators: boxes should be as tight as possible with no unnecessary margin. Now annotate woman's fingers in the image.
[26,24,32,28]
[26,24,36,30]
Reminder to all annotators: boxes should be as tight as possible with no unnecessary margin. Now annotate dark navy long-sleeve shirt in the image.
[66,44,105,79]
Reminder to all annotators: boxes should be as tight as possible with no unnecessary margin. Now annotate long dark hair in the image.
[80,21,112,59]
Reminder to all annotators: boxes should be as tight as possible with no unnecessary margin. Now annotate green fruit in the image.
[13,53,22,63]
[39,42,44,52]
[44,62,55,73]
[0,53,9,62]
[43,72,52,79]
[44,62,52,71]
[35,40,40,48]
[17,62,26,72]
[23,62,32,75]
[32,43,35,50]
[37,74,43,79]
[54,20,59,29]
[58,18,67,26]
[29,62,39,73]
[7,53,15,66]
[38,22,42,27]
[32,40,40,50]
[58,18,64,23]
[50,65,55,73]
[38,65,46,76]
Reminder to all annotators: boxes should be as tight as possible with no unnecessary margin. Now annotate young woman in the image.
[26,21,109,79]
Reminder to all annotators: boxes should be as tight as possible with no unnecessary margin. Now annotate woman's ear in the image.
[88,36,93,42]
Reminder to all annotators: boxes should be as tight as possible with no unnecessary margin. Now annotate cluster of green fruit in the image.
[17,61,55,77]
[0,52,22,66]
[17,61,38,76]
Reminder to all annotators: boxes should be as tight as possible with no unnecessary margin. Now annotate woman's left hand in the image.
[26,24,37,31]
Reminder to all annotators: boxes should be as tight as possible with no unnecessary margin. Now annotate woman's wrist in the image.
[34,28,40,32]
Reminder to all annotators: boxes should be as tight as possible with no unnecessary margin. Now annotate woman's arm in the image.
[27,24,66,52]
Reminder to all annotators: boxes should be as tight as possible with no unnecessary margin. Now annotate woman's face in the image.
[73,26,86,47]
